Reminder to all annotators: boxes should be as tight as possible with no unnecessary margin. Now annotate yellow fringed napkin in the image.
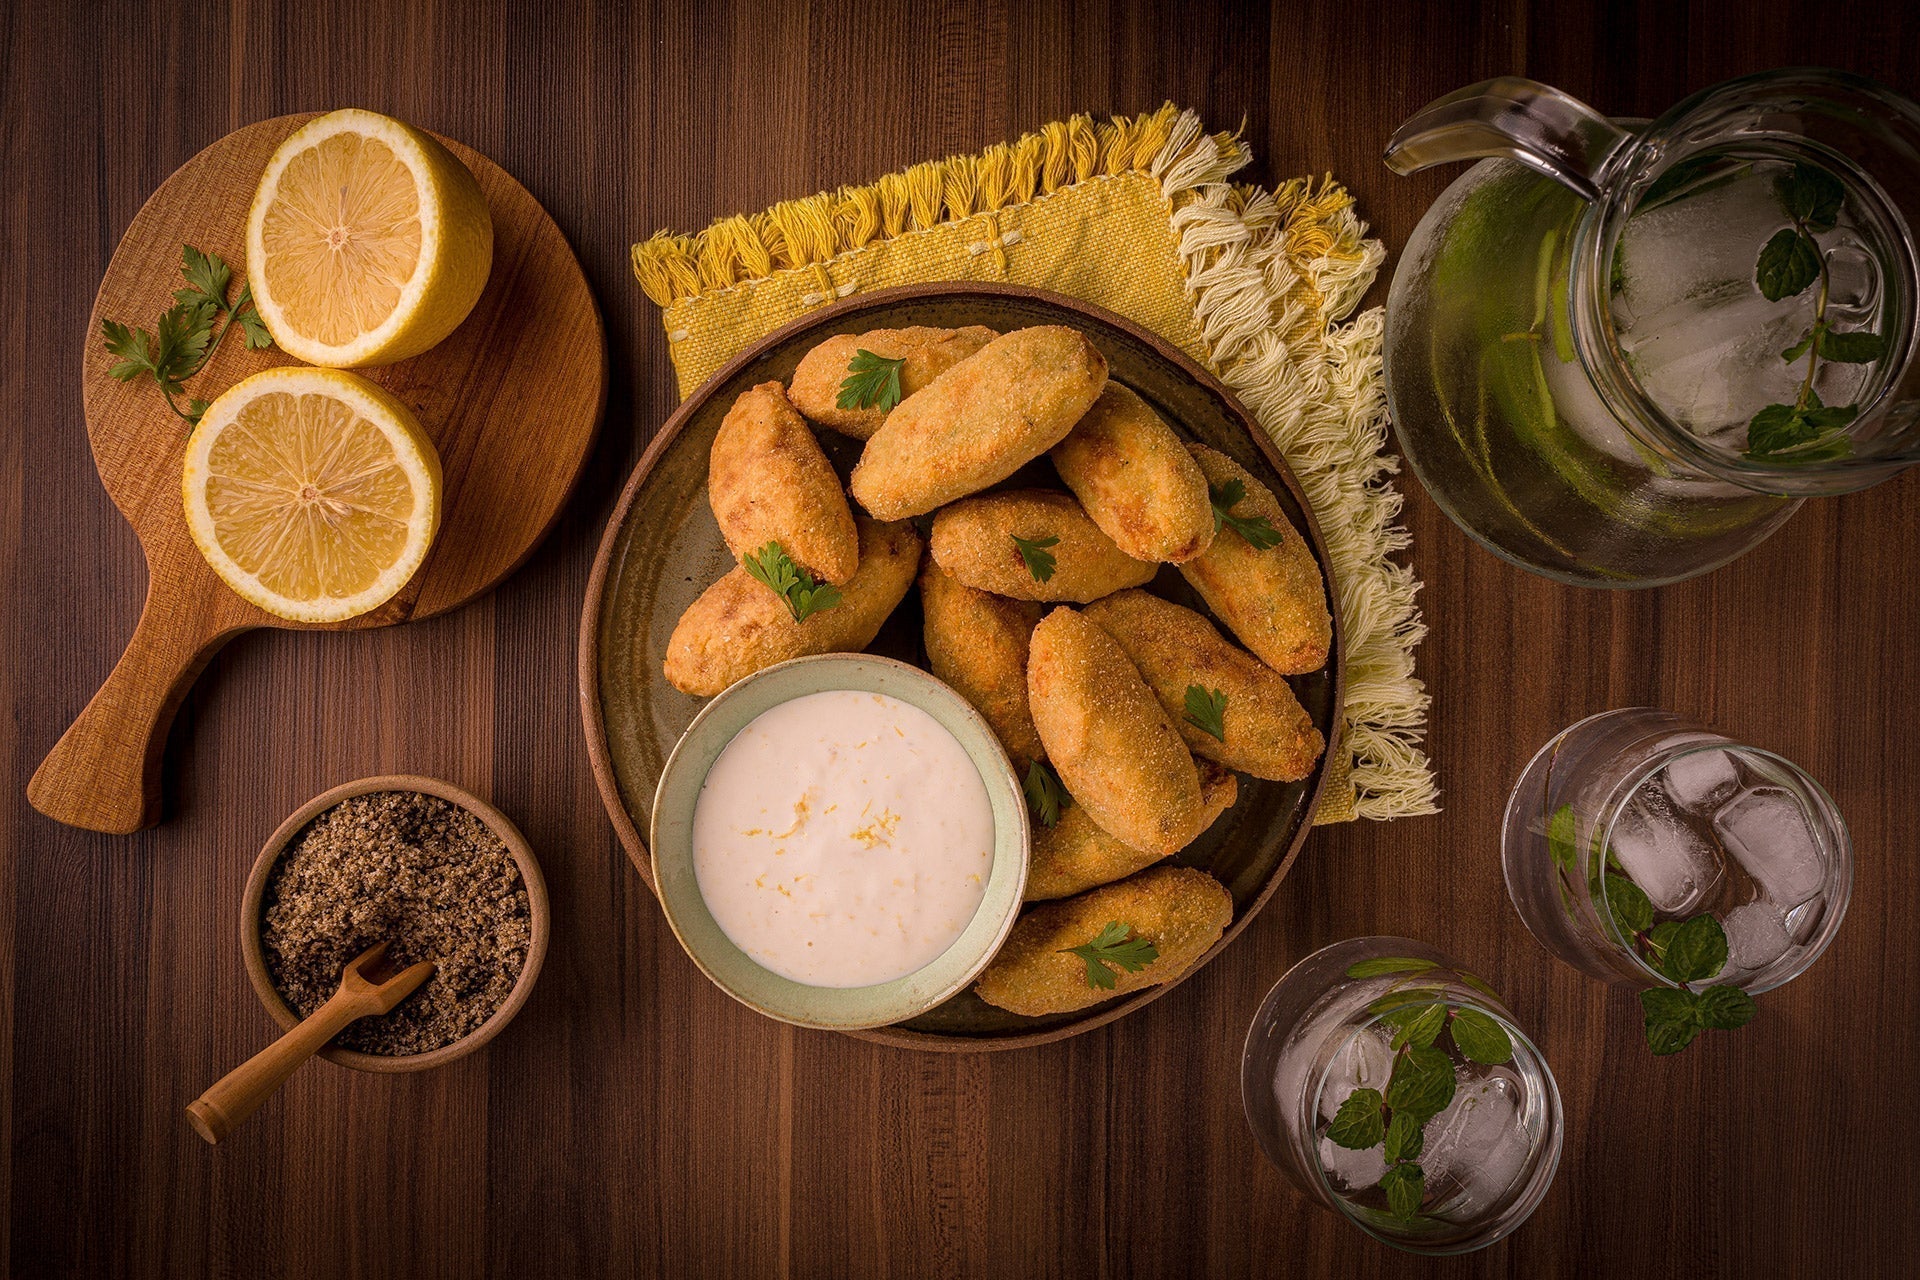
[633,104,1435,822]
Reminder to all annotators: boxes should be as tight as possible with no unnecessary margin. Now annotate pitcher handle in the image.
[1384,77,1634,201]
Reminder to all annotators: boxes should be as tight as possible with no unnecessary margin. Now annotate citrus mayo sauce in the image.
[692,690,996,987]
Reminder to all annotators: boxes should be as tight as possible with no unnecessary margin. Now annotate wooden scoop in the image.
[26,113,606,834]
[186,942,434,1144]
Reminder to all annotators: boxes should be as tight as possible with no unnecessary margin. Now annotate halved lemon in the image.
[183,368,442,622]
[246,108,493,368]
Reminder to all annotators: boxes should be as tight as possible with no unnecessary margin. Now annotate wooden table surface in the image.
[4,1,1916,1275]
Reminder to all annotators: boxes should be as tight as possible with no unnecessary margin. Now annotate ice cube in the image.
[1318,1029,1396,1122]
[1661,749,1742,814]
[1714,786,1826,909]
[1785,895,1827,946]
[1722,901,1791,973]
[1317,1132,1388,1194]
[1422,1069,1530,1223]
[1608,784,1724,914]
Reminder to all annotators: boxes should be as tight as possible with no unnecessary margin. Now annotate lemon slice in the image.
[246,108,493,368]
[183,368,443,621]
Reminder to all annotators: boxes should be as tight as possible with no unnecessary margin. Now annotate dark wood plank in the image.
[4,0,1917,1276]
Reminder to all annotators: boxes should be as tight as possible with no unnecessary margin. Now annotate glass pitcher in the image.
[1382,69,1920,586]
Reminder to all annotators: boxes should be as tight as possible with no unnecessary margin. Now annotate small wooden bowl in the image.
[239,774,550,1073]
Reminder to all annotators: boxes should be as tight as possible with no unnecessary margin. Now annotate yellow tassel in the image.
[904,160,945,231]
[976,142,1013,211]
[942,153,979,222]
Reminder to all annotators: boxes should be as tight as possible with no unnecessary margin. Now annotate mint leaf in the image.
[1547,804,1579,872]
[1756,228,1820,301]
[1384,1045,1455,1123]
[1642,919,1684,978]
[1748,396,1857,460]
[1696,984,1757,1030]
[1641,987,1702,1055]
[1384,1002,1446,1051]
[1380,1163,1425,1220]
[1776,162,1846,232]
[1182,685,1228,743]
[1817,328,1886,364]
[836,349,907,412]
[1663,914,1729,984]
[1781,327,1818,362]
[1010,533,1059,582]
[1326,1087,1385,1150]
[1604,872,1654,936]
[1448,1008,1515,1065]
[1345,957,1438,980]
[1383,1111,1424,1163]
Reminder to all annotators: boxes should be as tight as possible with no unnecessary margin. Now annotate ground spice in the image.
[260,790,531,1056]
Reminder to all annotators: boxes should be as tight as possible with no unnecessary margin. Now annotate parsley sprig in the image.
[101,245,273,426]
[1328,957,1517,1222]
[1060,921,1158,990]
[742,542,842,622]
[1207,479,1284,550]
[1746,163,1885,461]
[1010,533,1059,582]
[1183,684,1228,742]
[1023,760,1069,828]
[836,349,907,413]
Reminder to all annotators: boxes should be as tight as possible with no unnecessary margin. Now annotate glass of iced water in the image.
[1241,938,1564,1254]
[1503,709,1851,1004]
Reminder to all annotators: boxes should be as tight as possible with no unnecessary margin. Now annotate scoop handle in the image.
[27,577,246,834]
[186,987,373,1145]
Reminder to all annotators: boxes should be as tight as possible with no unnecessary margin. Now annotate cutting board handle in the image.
[27,584,242,834]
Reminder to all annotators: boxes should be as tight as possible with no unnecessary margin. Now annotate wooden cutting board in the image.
[27,114,606,834]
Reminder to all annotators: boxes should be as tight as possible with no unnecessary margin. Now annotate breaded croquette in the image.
[663,516,921,697]
[1050,383,1215,563]
[1178,444,1332,675]
[788,326,998,440]
[706,381,859,583]
[919,559,1046,768]
[974,864,1234,1016]
[1026,761,1237,901]
[1026,607,1203,856]
[1083,590,1325,782]
[930,490,1157,603]
[849,326,1108,520]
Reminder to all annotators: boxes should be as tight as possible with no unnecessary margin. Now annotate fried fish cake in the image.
[706,381,859,584]
[789,326,998,440]
[1026,761,1237,901]
[930,490,1156,604]
[663,516,921,697]
[920,560,1046,768]
[1177,444,1332,675]
[1050,383,1215,564]
[1083,590,1324,782]
[974,865,1234,1016]
[1026,607,1203,856]
[849,326,1108,520]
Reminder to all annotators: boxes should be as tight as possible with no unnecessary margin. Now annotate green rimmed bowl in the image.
[649,653,1030,1030]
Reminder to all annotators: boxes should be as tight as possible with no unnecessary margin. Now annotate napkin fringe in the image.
[633,105,1437,820]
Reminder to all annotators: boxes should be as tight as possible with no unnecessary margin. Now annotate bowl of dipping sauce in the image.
[650,654,1029,1029]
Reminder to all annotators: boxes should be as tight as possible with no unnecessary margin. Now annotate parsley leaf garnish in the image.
[742,541,842,622]
[101,244,274,427]
[1023,760,1069,828]
[1010,533,1059,582]
[1207,478,1284,550]
[836,349,908,412]
[1182,684,1228,742]
[1060,921,1158,989]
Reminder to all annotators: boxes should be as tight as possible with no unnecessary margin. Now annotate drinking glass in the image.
[1241,938,1563,1255]
[1502,708,1852,993]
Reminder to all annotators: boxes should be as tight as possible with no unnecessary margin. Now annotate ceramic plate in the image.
[581,283,1343,1049]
